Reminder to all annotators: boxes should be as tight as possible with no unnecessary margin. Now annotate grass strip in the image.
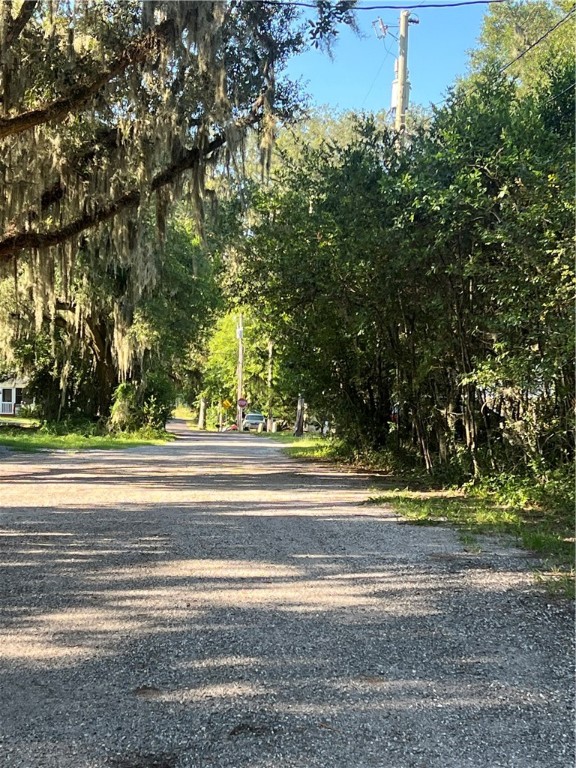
[366,488,574,598]
[264,432,340,461]
[263,433,574,598]
[0,426,171,452]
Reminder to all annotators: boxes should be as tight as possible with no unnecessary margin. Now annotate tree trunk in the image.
[293,395,304,437]
[93,347,117,419]
[85,318,117,418]
[198,397,206,430]
[415,413,433,473]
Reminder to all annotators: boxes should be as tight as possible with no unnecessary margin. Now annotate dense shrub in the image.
[40,417,103,437]
[108,375,175,432]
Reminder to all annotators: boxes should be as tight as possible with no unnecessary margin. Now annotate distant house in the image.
[0,377,27,415]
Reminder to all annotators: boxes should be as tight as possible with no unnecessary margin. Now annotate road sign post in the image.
[237,397,247,429]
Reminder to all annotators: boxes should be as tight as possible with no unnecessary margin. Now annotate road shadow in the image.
[0,422,573,767]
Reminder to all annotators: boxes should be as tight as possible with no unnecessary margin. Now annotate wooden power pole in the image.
[393,10,418,133]
[395,10,410,132]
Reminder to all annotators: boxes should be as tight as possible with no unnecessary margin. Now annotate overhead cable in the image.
[499,5,576,73]
[252,0,509,10]
[428,5,575,111]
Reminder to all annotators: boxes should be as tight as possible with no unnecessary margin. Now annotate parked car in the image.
[242,412,266,431]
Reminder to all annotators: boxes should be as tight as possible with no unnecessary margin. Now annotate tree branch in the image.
[0,190,141,260]
[0,96,264,263]
[0,19,175,139]
[2,1,38,53]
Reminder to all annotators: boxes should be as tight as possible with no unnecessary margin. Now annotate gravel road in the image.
[0,420,573,768]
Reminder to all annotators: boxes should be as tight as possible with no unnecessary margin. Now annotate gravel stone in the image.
[0,419,573,767]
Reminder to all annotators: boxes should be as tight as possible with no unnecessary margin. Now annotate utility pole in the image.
[393,10,418,133]
[236,314,244,429]
[395,10,409,132]
[266,339,274,432]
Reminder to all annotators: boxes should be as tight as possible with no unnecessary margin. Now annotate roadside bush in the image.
[332,440,424,476]
[40,416,103,437]
[108,383,139,432]
[18,403,40,418]
[141,394,172,430]
[464,467,575,521]
[108,374,175,432]
[139,372,175,429]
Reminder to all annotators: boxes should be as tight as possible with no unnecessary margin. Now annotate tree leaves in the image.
[233,64,574,473]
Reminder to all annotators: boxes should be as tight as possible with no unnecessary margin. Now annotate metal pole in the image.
[395,10,410,133]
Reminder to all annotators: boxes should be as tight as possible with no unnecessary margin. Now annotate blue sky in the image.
[286,3,489,114]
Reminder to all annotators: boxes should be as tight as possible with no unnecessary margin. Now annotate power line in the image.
[361,51,392,107]
[499,5,576,73]
[429,6,575,111]
[542,81,575,107]
[254,0,508,9]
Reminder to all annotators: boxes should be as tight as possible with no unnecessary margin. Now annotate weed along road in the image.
[0,420,573,768]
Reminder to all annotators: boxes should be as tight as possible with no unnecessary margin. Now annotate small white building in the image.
[0,377,27,415]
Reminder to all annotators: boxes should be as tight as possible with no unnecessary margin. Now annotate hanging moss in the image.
[0,0,318,402]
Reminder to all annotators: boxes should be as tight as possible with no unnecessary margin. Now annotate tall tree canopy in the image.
[470,0,574,87]
[233,20,574,475]
[0,0,355,416]
[0,0,355,266]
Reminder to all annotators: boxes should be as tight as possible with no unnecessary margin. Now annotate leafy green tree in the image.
[200,308,289,424]
[0,0,357,417]
[0,211,219,419]
[470,0,575,89]
[237,119,401,448]
[233,66,574,475]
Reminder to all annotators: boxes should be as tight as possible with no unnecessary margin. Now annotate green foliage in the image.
[234,60,574,477]
[140,371,176,430]
[265,433,347,462]
[17,404,39,418]
[108,373,175,432]
[0,423,169,452]
[0,209,218,421]
[470,0,575,91]
[171,403,196,421]
[1,1,357,425]
[108,383,139,432]
[39,417,103,437]
[199,308,293,419]
[9,328,105,422]
[366,486,574,569]
[465,466,575,522]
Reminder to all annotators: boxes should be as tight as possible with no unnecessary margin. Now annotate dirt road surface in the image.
[0,421,573,768]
